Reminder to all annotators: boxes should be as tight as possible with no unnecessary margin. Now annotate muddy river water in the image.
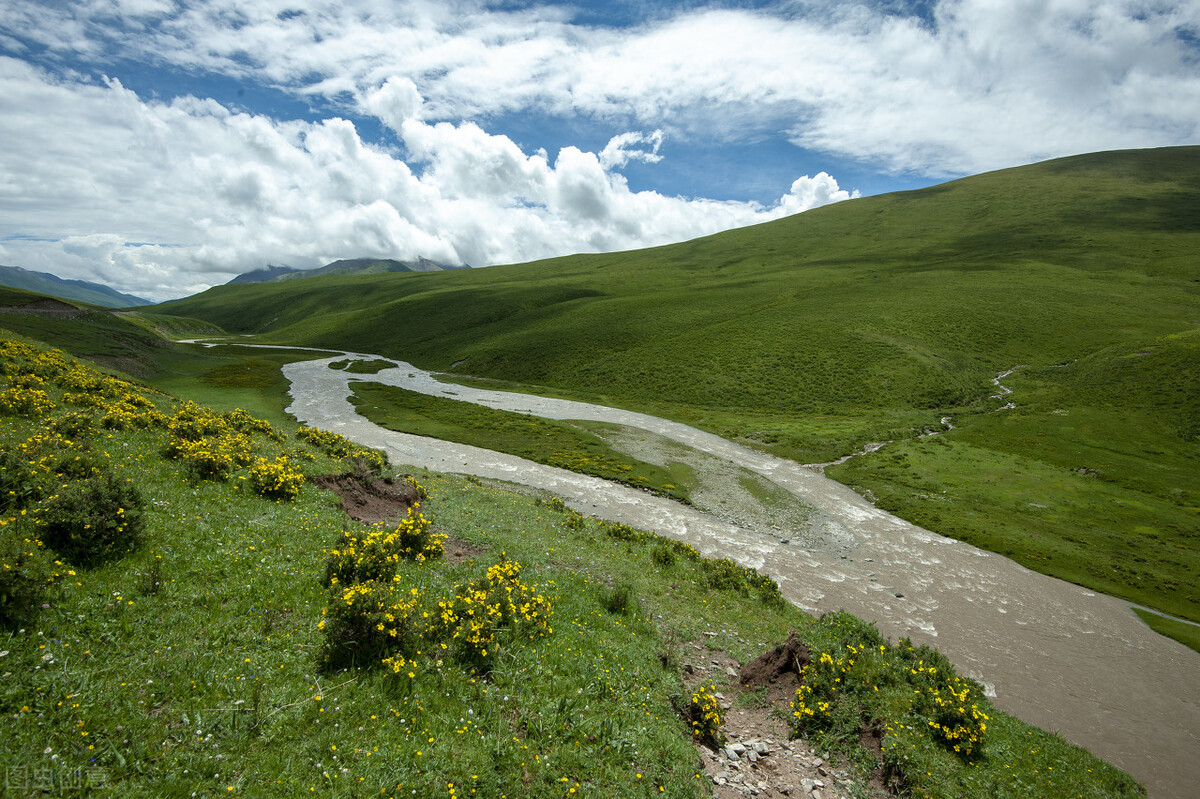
[276,350,1199,799]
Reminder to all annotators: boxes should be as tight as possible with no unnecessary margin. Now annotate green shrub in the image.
[599,581,635,615]
[0,518,54,628]
[37,472,145,566]
[699,556,784,604]
[0,448,45,512]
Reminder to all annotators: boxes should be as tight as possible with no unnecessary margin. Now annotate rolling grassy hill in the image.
[155,146,1200,626]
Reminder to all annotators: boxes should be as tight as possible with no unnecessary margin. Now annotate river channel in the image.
[272,349,1199,799]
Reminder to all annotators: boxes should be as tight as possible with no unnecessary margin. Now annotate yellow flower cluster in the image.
[161,405,261,480]
[0,384,55,417]
[686,681,724,746]
[248,456,305,501]
[912,662,989,755]
[296,425,387,473]
[319,536,554,675]
[435,556,554,664]
[790,634,991,759]
[324,503,443,586]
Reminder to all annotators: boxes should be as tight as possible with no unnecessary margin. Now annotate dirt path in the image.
[278,351,1199,799]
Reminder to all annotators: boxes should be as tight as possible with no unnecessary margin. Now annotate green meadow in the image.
[155,147,1200,635]
[0,333,1142,797]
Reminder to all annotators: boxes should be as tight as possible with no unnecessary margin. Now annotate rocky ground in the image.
[681,640,885,799]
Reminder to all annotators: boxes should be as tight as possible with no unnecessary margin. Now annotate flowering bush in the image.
[685,681,725,747]
[162,436,235,481]
[435,556,553,668]
[167,401,228,440]
[319,552,554,676]
[296,425,388,473]
[36,472,145,566]
[319,581,429,670]
[323,503,443,587]
[248,456,305,500]
[223,408,281,439]
[789,617,990,760]
[0,386,55,417]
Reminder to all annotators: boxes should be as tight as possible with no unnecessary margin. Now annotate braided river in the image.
[266,348,1197,799]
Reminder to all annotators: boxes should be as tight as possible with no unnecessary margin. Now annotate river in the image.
[275,349,1199,799]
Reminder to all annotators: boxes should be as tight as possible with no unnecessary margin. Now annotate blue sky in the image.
[1,0,1197,301]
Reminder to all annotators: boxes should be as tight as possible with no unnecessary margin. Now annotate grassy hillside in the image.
[0,264,149,308]
[0,333,1143,797]
[155,147,1200,629]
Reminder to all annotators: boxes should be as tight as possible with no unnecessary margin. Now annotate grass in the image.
[828,331,1200,628]
[0,333,1142,798]
[349,381,697,504]
[1131,610,1200,653]
[153,146,1200,642]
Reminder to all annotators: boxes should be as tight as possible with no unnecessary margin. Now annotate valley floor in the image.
[267,346,1198,799]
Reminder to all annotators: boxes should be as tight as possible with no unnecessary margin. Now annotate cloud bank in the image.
[1,0,1197,300]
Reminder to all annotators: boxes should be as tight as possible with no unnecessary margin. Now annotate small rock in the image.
[725,666,739,678]
[754,742,769,755]
[746,751,758,763]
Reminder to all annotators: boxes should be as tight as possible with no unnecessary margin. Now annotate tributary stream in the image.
[267,348,1198,799]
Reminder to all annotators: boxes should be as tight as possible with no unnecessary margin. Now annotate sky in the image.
[1,1,1198,302]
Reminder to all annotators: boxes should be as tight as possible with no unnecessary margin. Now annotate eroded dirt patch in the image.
[312,471,420,524]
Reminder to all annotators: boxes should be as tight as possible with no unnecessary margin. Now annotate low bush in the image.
[684,681,725,748]
[36,472,145,566]
[0,517,55,628]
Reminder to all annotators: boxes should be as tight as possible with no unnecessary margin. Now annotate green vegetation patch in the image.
[829,334,1200,625]
[1131,609,1200,654]
[329,358,395,374]
[350,382,696,504]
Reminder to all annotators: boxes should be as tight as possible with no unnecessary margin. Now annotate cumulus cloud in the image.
[0,58,851,301]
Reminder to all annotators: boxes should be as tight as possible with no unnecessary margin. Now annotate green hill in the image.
[155,146,1200,625]
[0,264,149,308]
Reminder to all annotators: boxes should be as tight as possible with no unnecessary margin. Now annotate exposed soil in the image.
[683,641,887,799]
[311,470,487,565]
[311,470,421,524]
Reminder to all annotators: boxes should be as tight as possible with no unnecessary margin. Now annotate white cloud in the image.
[2,1,1197,300]
[8,0,1193,176]
[599,130,664,170]
[0,57,852,301]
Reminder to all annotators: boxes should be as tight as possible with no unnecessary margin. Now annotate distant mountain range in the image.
[0,265,149,308]
[228,257,467,285]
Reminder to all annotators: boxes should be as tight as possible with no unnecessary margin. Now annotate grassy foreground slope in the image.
[0,333,1142,798]
[155,147,1199,626]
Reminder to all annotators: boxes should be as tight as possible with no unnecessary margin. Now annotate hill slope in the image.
[156,146,1200,623]
[0,264,149,307]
